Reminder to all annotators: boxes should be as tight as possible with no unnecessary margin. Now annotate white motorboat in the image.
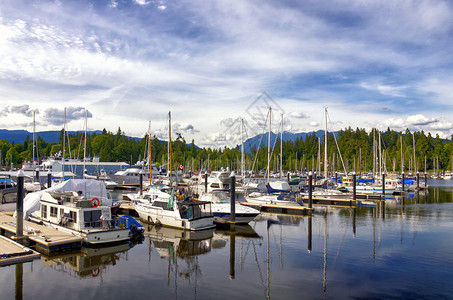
[134,192,215,231]
[28,190,133,245]
[198,189,260,224]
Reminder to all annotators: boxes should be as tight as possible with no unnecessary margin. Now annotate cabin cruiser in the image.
[134,191,215,231]
[198,189,260,224]
[109,165,159,184]
[28,190,136,245]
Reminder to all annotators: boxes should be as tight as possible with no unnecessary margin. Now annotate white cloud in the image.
[134,0,150,6]
[289,111,309,119]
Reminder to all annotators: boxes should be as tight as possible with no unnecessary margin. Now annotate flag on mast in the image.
[178,163,184,170]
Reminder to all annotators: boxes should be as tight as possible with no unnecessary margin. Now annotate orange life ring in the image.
[91,267,100,277]
[90,198,100,208]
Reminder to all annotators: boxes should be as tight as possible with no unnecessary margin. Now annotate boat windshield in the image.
[211,191,230,204]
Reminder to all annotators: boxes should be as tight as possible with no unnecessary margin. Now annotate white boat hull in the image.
[134,204,215,231]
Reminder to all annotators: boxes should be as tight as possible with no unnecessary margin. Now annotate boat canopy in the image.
[18,179,111,219]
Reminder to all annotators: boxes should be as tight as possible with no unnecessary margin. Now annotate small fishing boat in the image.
[28,190,140,245]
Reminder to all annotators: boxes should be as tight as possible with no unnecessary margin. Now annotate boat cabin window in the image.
[70,211,77,223]
[83,210,102,228]
[41,205,47,219]
[50,206,58,218]
[152,201,174,211]
[210,183,220,188]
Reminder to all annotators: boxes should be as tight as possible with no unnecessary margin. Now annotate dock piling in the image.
[47,171,51,188]
[402,172,405,193]
[35,168,40,184]
[230,172,236,223]
[16,169,24,243]
[382,173,386,196]
[417,172,420,190]
[353,172,357,201]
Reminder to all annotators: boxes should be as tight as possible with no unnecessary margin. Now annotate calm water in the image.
[1,183,453,299]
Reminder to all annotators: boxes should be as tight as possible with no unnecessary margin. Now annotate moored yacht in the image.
[134,192,215,231]
[28,190,135,245]
[198,189,260,224]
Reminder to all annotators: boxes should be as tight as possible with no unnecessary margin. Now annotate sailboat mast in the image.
[148,120,152,186]
[324,108,328,180]
[280,113,283,179]
[378,131,382,177]
[241,118,245,181]
[168,112,172,187]
[267,107,271,184]
[412,132,416,173]
[32,111,36,165]
[83,109,87,176]
[62,107,66,179]
[401,134,403,173]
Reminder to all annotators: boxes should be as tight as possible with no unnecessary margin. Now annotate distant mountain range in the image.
[0,129,104,144]
[0,129,334,151]
[242,130,334,153]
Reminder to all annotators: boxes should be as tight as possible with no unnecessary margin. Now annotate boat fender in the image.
[91,267,100,277]
[90,198,100,208]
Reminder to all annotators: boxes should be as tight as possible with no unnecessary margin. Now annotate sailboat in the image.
[134,112,215,231]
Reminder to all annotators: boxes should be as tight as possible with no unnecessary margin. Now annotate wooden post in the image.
[382,172,386,196]
[230,172,236,222]
[35,168,40,183]
[47,171,52,189]
[335,172,338,185]
[353,172,357,201]
[205,172,208,193]
[16,170,24,242]
[417,172,420,190]
[402,172,405,193]
[308,171,313,209]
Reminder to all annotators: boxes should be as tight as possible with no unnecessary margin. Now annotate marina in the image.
[1,182,452,299]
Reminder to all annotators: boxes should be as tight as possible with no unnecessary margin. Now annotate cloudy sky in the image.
[1,0,453,148]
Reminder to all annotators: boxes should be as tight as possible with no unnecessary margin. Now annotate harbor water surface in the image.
[1,183,453,299]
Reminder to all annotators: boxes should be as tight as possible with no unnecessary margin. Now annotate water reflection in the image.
[41,242,133,278]
[3,186,453,299]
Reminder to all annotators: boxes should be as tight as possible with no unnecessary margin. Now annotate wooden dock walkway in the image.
[0,213,82,254]
[241,202,312,215]
[0,235,40,266]
[301,197,358,207]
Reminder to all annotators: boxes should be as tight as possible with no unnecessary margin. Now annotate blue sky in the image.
[1,0,453,147]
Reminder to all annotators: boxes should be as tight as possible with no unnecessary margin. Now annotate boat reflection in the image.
[145,225,214,283]
[41,242,133,278]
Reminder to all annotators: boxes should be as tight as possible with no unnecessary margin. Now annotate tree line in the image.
[1,127,452,174]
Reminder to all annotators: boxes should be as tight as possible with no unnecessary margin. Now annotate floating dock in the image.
[241,202,312,215]
[301,197,358,208]
[0,235,41,266]
[0,213,82,254]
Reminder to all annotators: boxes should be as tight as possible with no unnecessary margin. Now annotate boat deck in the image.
[0,235,41,266]
[0,213,82,254]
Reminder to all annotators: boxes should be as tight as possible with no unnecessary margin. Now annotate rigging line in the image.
[326,111,348,176]
[247,110,270,185]
[251,240,266,292]
[332,211,351,267]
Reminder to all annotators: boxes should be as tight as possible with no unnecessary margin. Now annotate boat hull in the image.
[134,205,215,231]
